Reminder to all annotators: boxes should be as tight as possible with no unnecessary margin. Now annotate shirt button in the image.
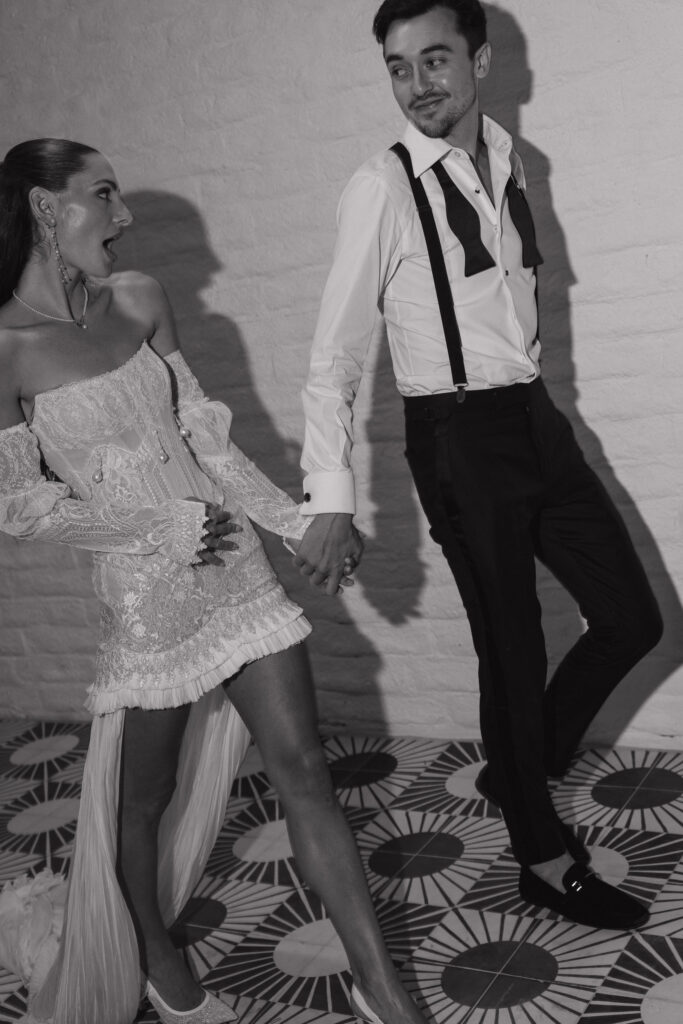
[474,187,481,194]
[505,269,509,276]
[303,493,311,502]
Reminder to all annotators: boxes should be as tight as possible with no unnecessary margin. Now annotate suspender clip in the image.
[456,387,467,404]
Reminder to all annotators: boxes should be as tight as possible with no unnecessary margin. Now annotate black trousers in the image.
[404,377,663,865]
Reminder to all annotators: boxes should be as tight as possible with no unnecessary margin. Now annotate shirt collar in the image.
[401,114,513,178]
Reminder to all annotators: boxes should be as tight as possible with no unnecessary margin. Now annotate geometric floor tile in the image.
[582,932,683,1022]
[202,888,354,1013]
[356,808,509,906]
[0,780,80,873]
[0,722,89,783]
[404,908,630,1023]
[554,748,683,833]
[2,725,683,1024]
[170,878,294,976]
[392,740,493,818]
[204,888,447,1014]
[460,824,683,922]
[323,735,450,809]
[206,797,303,888]
[230,742,274,803]
[647,859,683,937]
[0,968,24,1019]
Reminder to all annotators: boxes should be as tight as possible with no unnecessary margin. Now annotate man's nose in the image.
[411,66,430,97]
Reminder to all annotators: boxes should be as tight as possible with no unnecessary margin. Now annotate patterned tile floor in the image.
[2,721,683,1023]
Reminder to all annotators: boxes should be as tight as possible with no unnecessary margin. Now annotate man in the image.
[294,0,662,929]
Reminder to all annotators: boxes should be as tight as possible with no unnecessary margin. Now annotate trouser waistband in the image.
[403,377,543,420]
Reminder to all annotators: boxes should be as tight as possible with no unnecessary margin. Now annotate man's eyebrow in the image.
[91,178,119,190]
[385,43,454,64]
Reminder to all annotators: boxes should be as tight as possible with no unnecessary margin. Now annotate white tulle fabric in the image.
[0,342,311,1023]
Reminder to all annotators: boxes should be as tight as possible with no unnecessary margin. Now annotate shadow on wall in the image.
[117,190,388,731]
[481,3,683,744]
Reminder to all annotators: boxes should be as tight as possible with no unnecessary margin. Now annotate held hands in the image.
[293,512,364,596]
[193,501,242,566]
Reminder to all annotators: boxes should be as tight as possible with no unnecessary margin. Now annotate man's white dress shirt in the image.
[301,115,541,514]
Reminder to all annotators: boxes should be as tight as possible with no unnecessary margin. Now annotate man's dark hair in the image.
[373,0,487,58]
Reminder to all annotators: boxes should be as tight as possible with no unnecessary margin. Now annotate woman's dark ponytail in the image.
[0,139,98,306]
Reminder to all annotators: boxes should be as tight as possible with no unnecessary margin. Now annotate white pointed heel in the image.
[146,981,238,1024]
[350,985,386,1024]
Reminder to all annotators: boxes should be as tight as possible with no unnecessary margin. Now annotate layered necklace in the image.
[12,279,89,330]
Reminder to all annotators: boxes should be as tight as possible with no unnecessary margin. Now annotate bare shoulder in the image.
[108,270,168,319]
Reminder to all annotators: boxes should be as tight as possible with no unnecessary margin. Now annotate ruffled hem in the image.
[86,613,311,714]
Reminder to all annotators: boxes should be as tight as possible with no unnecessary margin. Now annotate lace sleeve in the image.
[0,422,207,564]
[165,350,309,543]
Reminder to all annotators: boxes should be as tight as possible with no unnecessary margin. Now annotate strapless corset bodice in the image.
[31,342,220,508]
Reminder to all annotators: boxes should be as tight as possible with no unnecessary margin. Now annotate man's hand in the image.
[293,512,364,595]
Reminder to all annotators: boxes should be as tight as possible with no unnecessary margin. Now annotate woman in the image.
[0,140,425,1024]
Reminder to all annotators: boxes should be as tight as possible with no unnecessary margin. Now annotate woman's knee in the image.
[266,741,334,806]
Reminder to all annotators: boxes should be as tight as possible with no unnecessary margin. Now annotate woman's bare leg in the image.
[117,704,204,1011]
[226,643,426,1024]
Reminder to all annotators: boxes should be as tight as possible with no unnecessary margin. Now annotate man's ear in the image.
[474,42,491,80]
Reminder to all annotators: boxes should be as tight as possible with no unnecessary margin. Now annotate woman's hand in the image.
[192,501,242,566]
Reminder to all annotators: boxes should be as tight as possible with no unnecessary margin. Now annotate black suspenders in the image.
[390,142,543,399]
[390,142,468,399]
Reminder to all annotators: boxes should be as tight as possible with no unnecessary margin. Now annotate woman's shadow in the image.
[481,3,683,742]
[118,190,389,731]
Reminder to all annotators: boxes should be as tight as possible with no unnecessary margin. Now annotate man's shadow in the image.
[118,190,389,731]
[481,4,683,743]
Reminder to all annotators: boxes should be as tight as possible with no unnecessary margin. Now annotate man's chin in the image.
[411,114,451,139]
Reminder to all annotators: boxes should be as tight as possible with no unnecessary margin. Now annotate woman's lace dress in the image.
[0,342,311,1024]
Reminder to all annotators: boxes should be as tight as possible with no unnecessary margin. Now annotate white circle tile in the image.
[8,798,80,835]
[445,761,485,800]
[10,734,79,766]
[589,845,630,887]
[233,820,292,862]
[642,975,683,1024]
[273,919,349,978]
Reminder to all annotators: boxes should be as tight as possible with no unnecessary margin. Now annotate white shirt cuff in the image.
[301,470,356,515]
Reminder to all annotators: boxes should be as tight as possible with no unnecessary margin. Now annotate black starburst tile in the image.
[355,809,508,907]
[169,878,294,977]
[137,991,357,1024]
[583,932,683,1022]
[322,736,449,810]
[0,780,80,872]
[0,779,39,813]
[0,849,44,885]
[645,858,683,937]
[460,822,681,921]
[206,797,303,888]
[552,748,683,830]
[0,722,38,748]
[0,967,26,1021]
[391,741,498,820]
[204,888,447,1014]
[0,723,89,784]
[403,908,629,1024]
[230,742,274,803]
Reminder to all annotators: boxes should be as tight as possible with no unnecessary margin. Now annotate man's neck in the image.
[443,103,481,159]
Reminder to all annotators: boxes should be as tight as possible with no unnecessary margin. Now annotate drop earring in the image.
[50,224,71,284]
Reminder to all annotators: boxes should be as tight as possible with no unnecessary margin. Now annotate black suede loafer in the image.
[519,863,650,930]
[475,765,591,865]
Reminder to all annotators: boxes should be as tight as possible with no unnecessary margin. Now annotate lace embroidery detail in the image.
[0,422,207,562]
[166,350,309,542]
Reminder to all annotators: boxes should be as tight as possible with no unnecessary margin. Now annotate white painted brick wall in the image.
[1,0,682,746]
